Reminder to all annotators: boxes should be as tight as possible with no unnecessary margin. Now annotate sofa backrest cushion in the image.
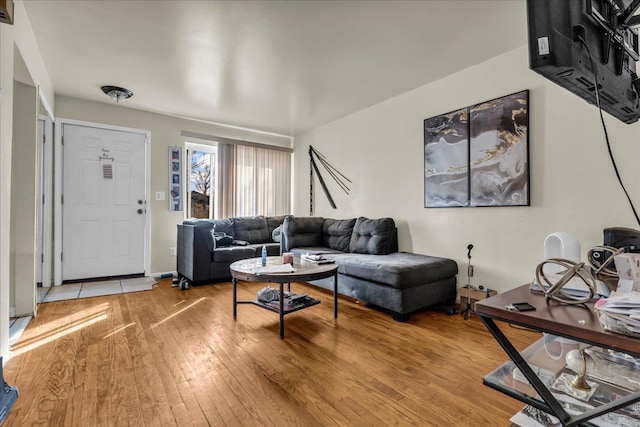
[266,216,287,236]
[233,216,270,243]
[282,216,324,250]
[322,218,356,252]
[349,217,396,255]
[211,218,235,236]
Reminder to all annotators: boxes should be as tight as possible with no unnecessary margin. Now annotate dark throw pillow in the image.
[212,231,234,247]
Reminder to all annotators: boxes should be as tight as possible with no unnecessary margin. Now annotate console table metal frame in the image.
[230,256,338,339]
[475,285,640,427]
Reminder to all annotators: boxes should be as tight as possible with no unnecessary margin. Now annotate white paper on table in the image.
[254,264,295,274]
[617,279,635,294]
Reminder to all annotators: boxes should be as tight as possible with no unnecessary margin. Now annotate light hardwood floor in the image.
[4,279,539,426]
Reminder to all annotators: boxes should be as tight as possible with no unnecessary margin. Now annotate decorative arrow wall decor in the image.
[309,146,351,215]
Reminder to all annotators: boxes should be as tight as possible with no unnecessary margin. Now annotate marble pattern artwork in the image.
[469,91,529,206]
[424,108,469,207]
[424,90,529,208]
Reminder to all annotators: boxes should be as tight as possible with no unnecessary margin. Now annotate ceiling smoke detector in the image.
[101,85,133,102]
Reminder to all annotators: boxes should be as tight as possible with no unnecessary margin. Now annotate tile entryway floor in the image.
[42,277,156,303]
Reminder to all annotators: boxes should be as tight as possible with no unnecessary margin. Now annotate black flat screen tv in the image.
[527,0,640,124]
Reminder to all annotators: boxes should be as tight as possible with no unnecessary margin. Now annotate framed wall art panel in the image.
[469,90,529,206]
[424,90,529,208]
[169,146,183,212]
[424,107,469,208]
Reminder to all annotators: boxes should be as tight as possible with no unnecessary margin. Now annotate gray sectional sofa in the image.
[176,215,458,321]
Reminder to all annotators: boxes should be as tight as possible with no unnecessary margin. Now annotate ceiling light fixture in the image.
[0,0,14,25]
[101,85,133,102]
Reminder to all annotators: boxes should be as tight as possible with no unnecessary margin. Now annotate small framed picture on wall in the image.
[169,147,183,211]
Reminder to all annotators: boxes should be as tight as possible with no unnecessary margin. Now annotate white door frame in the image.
[54,118,151,286]
[37,114,53,288]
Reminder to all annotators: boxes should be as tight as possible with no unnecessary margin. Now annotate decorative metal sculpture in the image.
[309,146,351,215]
[535,258,597,304]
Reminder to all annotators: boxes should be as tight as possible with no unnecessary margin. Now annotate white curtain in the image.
[217,143,236,218]
[231,145,291,217]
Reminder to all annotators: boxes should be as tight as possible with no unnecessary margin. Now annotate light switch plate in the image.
[155,191,165,201]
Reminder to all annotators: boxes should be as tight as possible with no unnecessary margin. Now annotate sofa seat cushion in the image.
[212,246,256,263]
[233,216,270,243]
[331,252,458,289]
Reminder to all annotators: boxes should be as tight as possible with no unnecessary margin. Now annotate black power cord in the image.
[576,34,640,228]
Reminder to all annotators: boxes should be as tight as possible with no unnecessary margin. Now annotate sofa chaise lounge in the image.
[279,215,458,321]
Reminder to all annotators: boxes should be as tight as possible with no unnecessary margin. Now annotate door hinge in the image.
[61,194,64,204]
[43,134,46,144]
[61,252,63,262]
[41,253,44,263]
[42,194,45,204]
[61,135,64,145]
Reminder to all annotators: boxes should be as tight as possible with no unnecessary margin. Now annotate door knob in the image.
[138,200,144,205]
[137,209,144,214]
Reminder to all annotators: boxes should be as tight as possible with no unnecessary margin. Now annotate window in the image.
[183,137,291,219]
[185,143,217,219]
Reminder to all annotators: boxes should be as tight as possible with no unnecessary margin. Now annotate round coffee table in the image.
[230,256,338,338]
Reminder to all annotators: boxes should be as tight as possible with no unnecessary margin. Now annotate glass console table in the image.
[475,285,640,426]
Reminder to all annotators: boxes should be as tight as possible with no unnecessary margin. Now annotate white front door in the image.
[62,124,147,281]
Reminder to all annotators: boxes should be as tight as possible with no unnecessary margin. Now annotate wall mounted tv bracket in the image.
[585,0,640,74]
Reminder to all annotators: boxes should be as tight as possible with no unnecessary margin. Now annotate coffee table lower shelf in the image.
[236,294,323,339]
[231,257,338,339]
[244,296,321,315]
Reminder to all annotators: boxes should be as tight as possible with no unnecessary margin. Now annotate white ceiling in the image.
[23,0,527,136]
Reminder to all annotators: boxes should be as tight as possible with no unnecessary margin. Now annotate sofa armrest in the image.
[177,224,215,281]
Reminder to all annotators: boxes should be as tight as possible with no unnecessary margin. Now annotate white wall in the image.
[54,95,292,276]
[10,81,38,317]
[0,0,55,360]
[293,46,640,293]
